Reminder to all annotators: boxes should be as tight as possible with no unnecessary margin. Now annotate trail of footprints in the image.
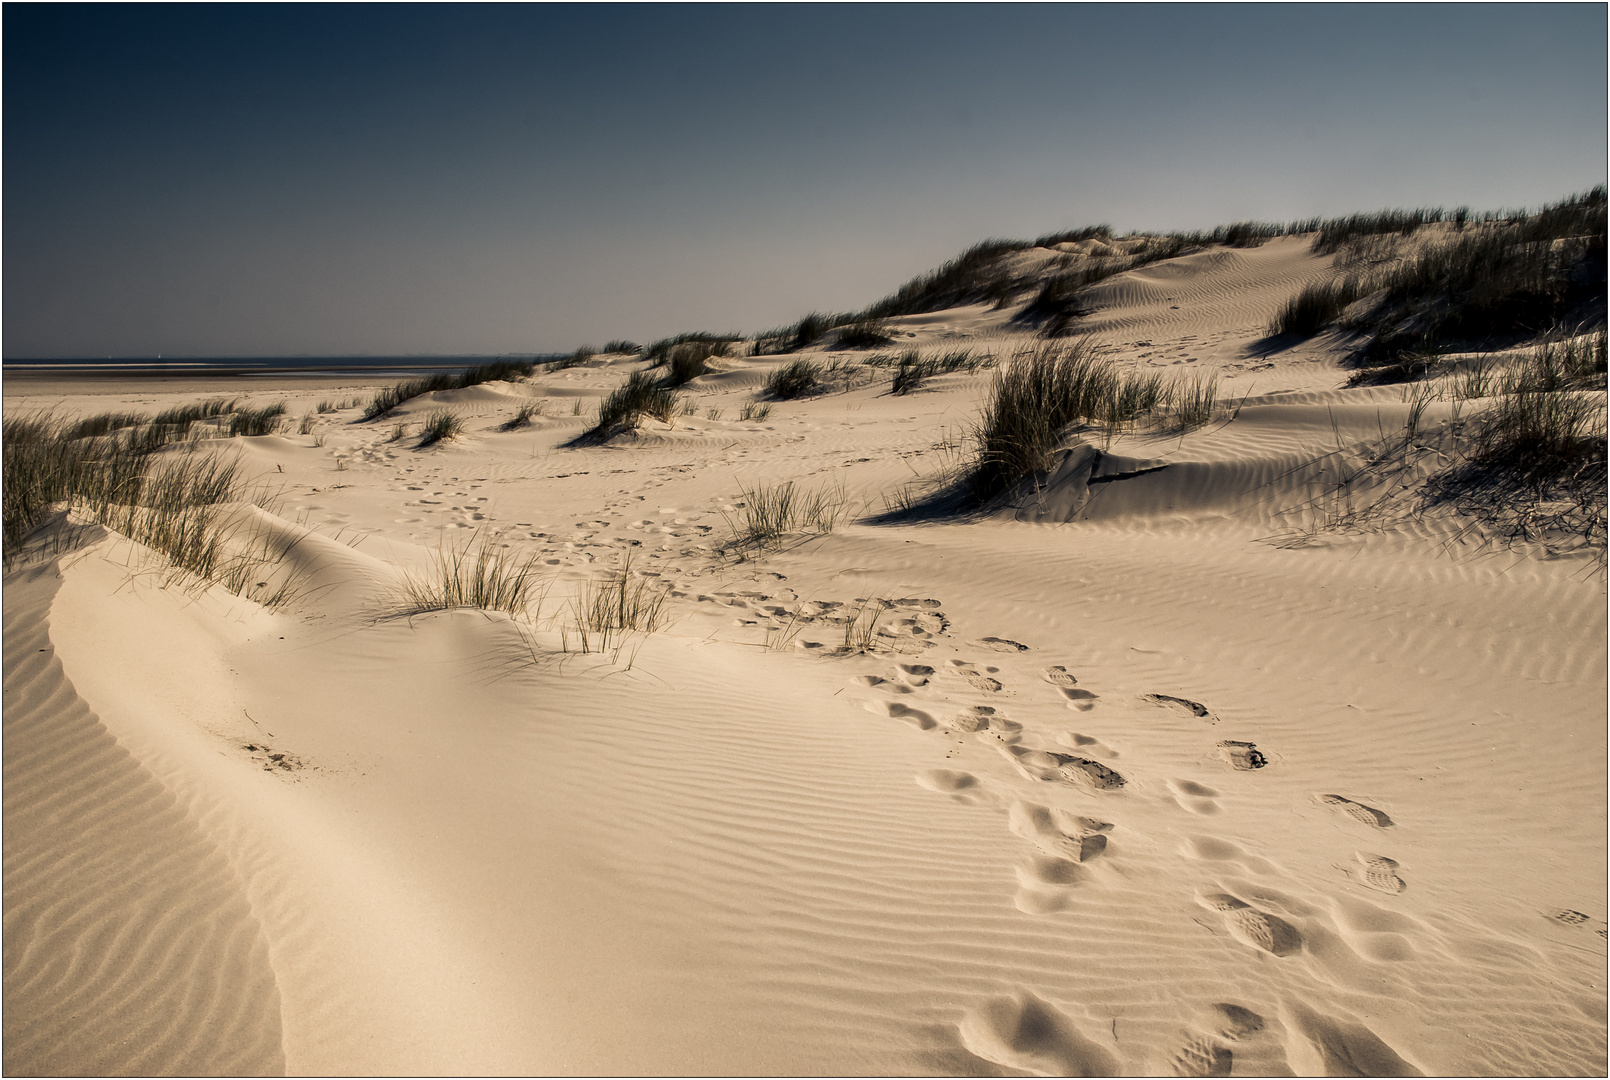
[854,635,1411,930]
[850,634,1442,1075]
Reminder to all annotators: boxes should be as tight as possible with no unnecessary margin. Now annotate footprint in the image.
[1009,800,1113,862]
[1196,892,1302,956]
[867,700,938,730]
[1168,1036,1232,1077]
[1282,998,1423,1077]
[1205,1002,1265,1041]
[1057,731,1117,757]
[1545,909,1609,939]
[894,597,942,609]
[1001,745,1126,789]
[1042,665,1079,687]
[1058,687,1098,710]
[1145,693,1213,719]
[1217,740,1267,770]
[1168,778,1221,815]
[896,663,934,687]
[1016,855,1085,887]
[958,992,1120,1077]
[1318,794,1394,828]
[1184,836,1245,862]
[975,637,1029,652]
[916,769,979,794]
[966,671,1003,692]
[1355,853,1406,894]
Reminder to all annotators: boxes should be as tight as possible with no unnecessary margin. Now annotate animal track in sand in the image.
[1144,693,1213,719]
[1217,740,1267,770]
[1354,853,1406,894]
[1318,794,1394,828]
[1000,745,1126,790]
[974,637,1029,652]
[1195,891,1302,956]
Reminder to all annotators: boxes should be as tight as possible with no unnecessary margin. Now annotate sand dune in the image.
[4,234,1605,1075]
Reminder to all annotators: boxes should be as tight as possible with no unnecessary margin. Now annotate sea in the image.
[2,355,566,379]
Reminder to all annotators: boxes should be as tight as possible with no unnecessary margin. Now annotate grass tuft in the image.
[1268,277,1370,337]
[417,410,464,447]
[721,480,847,559]
[764,359,824,400]
[229,402,287,437]
[566,555,669,654]
[397,533,547,617]
[834,317,895,349]
[500,402,544,430]
[575,371,681,442]
[362,360,535,421]
[967,339,1172,502]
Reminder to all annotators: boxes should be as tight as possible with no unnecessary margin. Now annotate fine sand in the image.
[5,235,1606,1075]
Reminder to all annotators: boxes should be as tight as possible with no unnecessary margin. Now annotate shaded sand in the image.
[4,234,1605,1075]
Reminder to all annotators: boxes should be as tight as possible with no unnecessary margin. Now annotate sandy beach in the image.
[4,224,1605,1075]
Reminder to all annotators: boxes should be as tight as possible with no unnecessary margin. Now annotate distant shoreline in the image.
[1,355,559,393]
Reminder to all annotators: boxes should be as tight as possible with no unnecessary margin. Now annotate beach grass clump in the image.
[363,361,538,421]
[840,598,886,653]
[416,410,464,447]
[228,402,287,437]
[888,347,982,395]
[863,239,1036,317]
[567,556,669,653]
[574,371,681,442]
[721,479,847,558]
[603,339,640,355]
[967,339,1169,502]
[1268,277,1371,337]
[643,332,740,365]
[835,317,895,349]
[738,401,772,422]
[154,398,241,428]
[764,359,824,400]
[1420,336,1607,545]
[500,402,544,430]
[1340,187,1605,382]
[662,341,718,386]
[549,345,597,371]
[2,413,302,604]
[63,410,152,441]
[1169,371,1220,430]
[397,533,547,617]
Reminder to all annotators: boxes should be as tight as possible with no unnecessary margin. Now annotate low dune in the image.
[5,223,1605,1075]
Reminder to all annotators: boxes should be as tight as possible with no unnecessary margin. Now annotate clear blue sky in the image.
[5,3,1605,358]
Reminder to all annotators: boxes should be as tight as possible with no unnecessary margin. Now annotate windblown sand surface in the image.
[5,236,1606,1075]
